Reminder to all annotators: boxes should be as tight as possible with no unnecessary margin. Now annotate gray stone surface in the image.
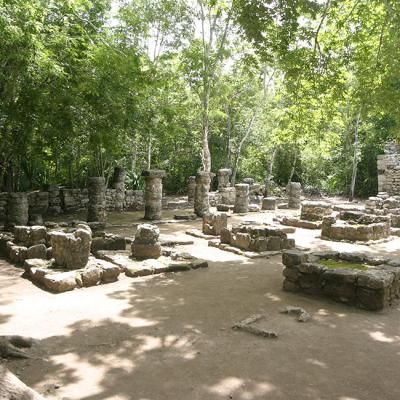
[194,172,211,217]
[87,177,107,222]
[187,176,196,204]
[142,169,166,220]
[217,169,232,190]
[203,212,228,236]
[300,201,332,221]
[131,224,161,259]
[262,197,277,211]
[6,193,29,229]
[282,249,400,311]
[50,227,92,269]
[234,184,249,214]
[287,182,301,209]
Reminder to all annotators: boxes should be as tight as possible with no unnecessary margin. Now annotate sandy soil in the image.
[1,209,400,400]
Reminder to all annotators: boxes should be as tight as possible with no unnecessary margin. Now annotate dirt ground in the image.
[1,208,400,400]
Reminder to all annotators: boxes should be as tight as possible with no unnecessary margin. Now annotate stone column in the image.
[262,197,277,210]
[234,184,249,213]
[187,176,196,204]
[194,172,211,217]
[217,169,232,191]
[0,192,8,222]
[287,182,301,209]
[87,177,107,222]
[243,178,255,186]
[112,167,126,212]
[142,169,166,220]
[209,172,216,191]
[6,193,29,229]
[219,187,236,205]
[47,185,62,216]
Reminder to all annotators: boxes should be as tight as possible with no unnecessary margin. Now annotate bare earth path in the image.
[1,211,400,400]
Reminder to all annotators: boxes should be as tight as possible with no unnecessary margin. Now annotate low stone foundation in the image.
[202,212,227,235]
[278,200,332,230]
[321,212,391,242]
[220,224,295,253]
[282,249,400,310]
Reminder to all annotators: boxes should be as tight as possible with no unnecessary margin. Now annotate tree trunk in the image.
[349,110,361,202]
[147,135,152,170]
[287,149,298,185]
[0,365,45,400]
[264,146,277,196]
[224,105,231,168]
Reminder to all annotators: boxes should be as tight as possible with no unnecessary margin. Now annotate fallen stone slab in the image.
[174,213,197,221]
[280,306,311,322]
[97,250,208,278]
[216,204,234,212]
[159,235,194,246]
[186,229,217,240]
[232,315,278,339]
[126,258,169,277]
[208,240,281,259]
[41,271,78,293]
[279,217,321,229]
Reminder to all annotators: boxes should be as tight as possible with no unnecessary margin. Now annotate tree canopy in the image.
[0,0,398,197]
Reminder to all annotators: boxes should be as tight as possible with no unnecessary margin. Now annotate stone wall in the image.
[377,142,400,195]
[282,249,400,311]
[0,187,146,222]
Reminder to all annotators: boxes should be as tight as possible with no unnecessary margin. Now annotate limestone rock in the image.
[51,228,92,269]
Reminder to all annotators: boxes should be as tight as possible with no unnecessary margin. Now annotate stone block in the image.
[50,227,92,269]
[131,242,162,259]
[282,250,306,267]
[26,244,47,260]
[262,197,277,210]
[232,232,251,250]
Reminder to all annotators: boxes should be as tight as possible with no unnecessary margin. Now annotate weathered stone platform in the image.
[97,250,208,277]
[321,212,391,242]
[282,249,400,311]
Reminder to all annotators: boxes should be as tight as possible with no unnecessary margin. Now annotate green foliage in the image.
[1,0,399,198]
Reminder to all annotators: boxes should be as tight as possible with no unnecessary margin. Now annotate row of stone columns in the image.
[2,170,302,228]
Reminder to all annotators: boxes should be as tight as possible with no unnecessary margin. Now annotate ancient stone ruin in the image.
[202,212,228,236]
[5,193,29,230]
[87,177,107,222]
[131,224,161,259]
[217,168,232,190]
[142,169,166,220]
[187,176,196,204]
[377,142,400,195]
[321,211,390,242]
[50,225,92,269]
[210,223,295,256]
[194,172,211,217]
[234,184,249,213]
[262,197,277,211]
[279,200,333,229]
[287,182,301,209]
[112,167,126,212]
[282,249,400,311]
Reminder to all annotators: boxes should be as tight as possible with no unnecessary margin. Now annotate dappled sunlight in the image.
[264,292,281,302]
[368,331,400,343]
[207,377,277,399]
[339,397,360,400]
[306,358,328,369]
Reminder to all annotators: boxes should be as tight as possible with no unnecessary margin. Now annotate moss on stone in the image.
[319,259,369,271]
